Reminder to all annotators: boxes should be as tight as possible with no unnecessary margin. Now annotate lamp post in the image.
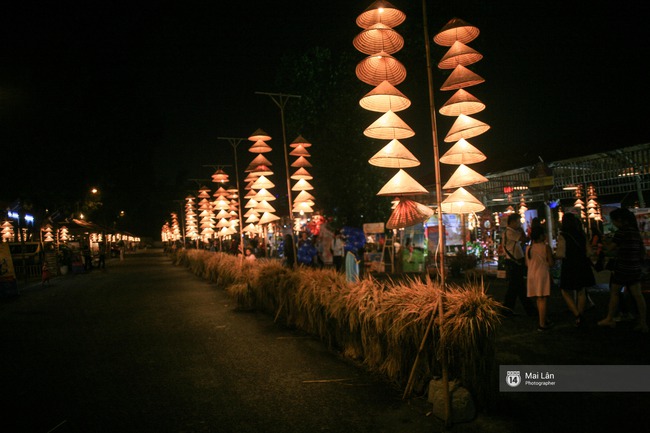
[217,137,247,260]
[255,91,301,267]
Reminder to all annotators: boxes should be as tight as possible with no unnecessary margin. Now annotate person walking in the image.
[502,213,536,317]
[526,226,555,331]
[41,262,51,287]
[555,213,595,327]
[598,207,648,333]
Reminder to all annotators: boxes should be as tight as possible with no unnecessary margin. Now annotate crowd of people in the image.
[502,207,648,333]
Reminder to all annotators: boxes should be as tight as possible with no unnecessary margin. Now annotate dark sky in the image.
[2,0,649,235]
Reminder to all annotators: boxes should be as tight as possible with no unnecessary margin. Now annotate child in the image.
[41,262,51,287]
[526,226,554,331]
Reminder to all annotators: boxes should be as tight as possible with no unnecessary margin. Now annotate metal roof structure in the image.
[468,143,650,207]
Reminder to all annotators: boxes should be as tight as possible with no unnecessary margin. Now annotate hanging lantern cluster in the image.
[354,1,433,229]
[435,18,488,215]
[161,221,172,243]
[170,212,181,241]
[586,184,601,221]
[42,223,54,243]
[242,129,279,236]
[518,194,528,224]
[58,225,69,243]
[1,220,14,242]
[573,184,586,220]
[289,135,316,230]
[185,195,198,241]
[197,185,215,244]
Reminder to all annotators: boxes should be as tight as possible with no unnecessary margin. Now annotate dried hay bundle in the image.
[439,281,502,408]
[226,282,254,310]
[249,260,299,316]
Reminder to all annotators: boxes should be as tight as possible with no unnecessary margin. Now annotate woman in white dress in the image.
[526,226,555,331]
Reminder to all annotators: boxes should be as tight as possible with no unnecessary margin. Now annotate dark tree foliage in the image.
[273,47,394,228]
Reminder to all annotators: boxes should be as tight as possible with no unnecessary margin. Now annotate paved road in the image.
[1,252,438,433]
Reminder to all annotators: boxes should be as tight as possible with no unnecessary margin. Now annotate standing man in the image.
[331,230,345,272]
[502,213,536,317]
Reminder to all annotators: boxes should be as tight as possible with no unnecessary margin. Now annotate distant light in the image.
[24,215,34,223]
[91,188,98,194]
[8,211,19,219]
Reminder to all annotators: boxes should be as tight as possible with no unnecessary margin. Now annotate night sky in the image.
[2,0,649,237]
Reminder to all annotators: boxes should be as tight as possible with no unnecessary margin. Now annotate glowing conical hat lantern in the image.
[289,145,311,157]
[290,135,312,148]
[356,51,406,86]
[245,154,272,171]
[245,198,259,209]
[216,218,231,228]
[440,138,486,165]
[292,179,314,191]
[253,188,276,201]
[259,212,281,224]
[245,215,260,224]
[440,64,485,91]
[197,187,210,199]
[359,80,411,113]
[364,110,415,139]
[251,175,275,189]
[291,167,313,180]
[244,189,257,199]
[248,128,271,141]
[433,17,480,46]
[213,186,229,196]
[438,40,483,69]
[443,164,488,189]
[211,169,229,183]
[439,89,485,117]
[353,23,404,55]
[294,190,315,202]
[356,0,405,29]
[293,202,314,213]
[369,139,420,168]
[243,223,258,233]
[250,165,273,176]
[291,156,312,168]
[386,198,434,229]
[376,169,429,196]
[244,208,259,217]
[249,140,272,153]
[244,173,258,183]
[441,187,485,213]
[445,114,490,142]
[293,199,315,207]
[215,209,230,219]
[254,200,276,213]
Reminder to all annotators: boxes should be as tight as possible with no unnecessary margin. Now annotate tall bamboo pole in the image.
[421,0,451,426]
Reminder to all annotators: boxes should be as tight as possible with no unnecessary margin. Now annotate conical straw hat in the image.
[250,165,273,176]
[439,88,485,117]
[254,200,276,213]
[294,190,315,202]
[364,110,415,140]
[433,17,480,46]
[291,167,313,180]
[249,139,272,153]
[251,175,275,189]
[213,186,228,196]
[290,135,312,148]
[244,189,257,199]
[291,156,312,168]
[215,209,230,219]
[248,128,271,142]
[253,188,276,201]
[356,0,405,29]
[440,138,486,165]
[289,145,311,157]
[440,64,485,91]
[244,198,258,209]
[244,173,258,183]
[368,139,420,168]
[243,209,259,218]
[386,198,434,229]
[353,23,404,55]
[377,169,429,196]
[443,164,488,189]
[292,179,314,191]
[247,154,272,168]
[359,80,411,113]
[356,51,406,86]
[259,212,280,224]
[216,218,231,228]
[438,40,482,69]
[441,187,485,213]
[243,223,258,233]
[444,114,490,142]
[293,202,314,213]
[211,169,229,183]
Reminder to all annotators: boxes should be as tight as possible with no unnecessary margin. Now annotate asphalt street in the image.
[2,250,649,433]
[1,251,439,433]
